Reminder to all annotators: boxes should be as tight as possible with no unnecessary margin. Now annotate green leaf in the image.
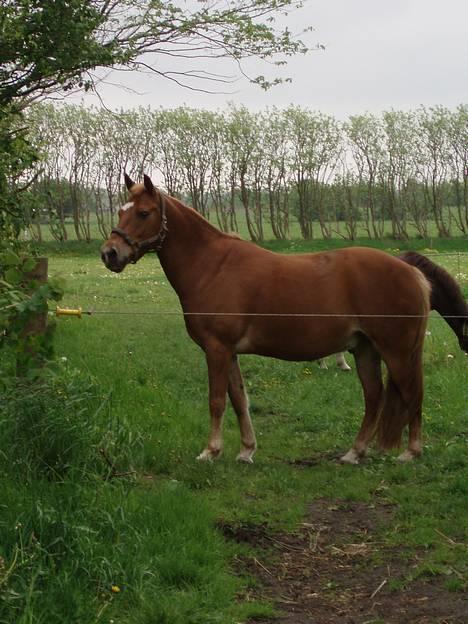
[4,268,22,285]
[1,250,21,267]
[22,258,37,273]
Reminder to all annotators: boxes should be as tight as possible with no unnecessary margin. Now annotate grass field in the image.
[1,236,467,623]
[30,210,468,246]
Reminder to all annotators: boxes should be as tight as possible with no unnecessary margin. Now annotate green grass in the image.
[1,236,467,622]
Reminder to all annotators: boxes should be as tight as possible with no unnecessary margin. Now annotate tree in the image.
[227,106,265,241]
[446,105,468,234]
[346,114,385,239]
[0,0,312,105]
[286,107,342,239]
[261,108,290,240]
[381,110,416,240]
[0,0,114,105]
[169,108,219,218]
[0,106,37,243]
[415,106,451,237]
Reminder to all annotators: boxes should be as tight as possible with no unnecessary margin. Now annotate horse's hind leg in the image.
[379,350,424,462]
[336,352,351,371]
[341,338,383,464]
[403,359,423,461]
[228,356,257,463]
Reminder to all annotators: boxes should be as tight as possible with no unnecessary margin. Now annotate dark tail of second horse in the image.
[398,251,468,353]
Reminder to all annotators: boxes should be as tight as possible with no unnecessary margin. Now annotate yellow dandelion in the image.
[111,585,121,594]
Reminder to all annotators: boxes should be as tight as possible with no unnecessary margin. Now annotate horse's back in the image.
[225,243,429,312]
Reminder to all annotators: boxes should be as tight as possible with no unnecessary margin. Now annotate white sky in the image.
[72,0,468,118]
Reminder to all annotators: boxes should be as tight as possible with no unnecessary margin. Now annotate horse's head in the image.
[101,174,167,273]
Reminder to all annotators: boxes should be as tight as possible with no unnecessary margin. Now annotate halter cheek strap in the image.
[111,192,168,262]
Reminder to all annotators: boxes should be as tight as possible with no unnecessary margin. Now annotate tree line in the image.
[25,103,467,242]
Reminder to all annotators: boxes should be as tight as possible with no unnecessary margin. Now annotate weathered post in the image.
[24,257,48,335]
[17,256,48,375]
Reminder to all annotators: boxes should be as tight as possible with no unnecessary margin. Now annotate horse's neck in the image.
[157,197,223,298]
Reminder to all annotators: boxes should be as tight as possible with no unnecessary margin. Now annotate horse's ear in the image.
[143,174,155,195]
[124,172,135,190]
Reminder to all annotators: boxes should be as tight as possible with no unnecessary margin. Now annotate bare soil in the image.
[219,498,467,624]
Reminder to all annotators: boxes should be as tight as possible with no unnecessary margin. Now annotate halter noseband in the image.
[111,191,168,262]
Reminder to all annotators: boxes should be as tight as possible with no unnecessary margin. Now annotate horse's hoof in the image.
[397,450,418,463]
[339,365,352,372]
[196,448,221,461]
[340,449,361,465]
[236,452,254,464]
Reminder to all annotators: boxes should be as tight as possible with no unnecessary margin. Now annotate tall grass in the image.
[1,480,240,623]
[0,368,245,623]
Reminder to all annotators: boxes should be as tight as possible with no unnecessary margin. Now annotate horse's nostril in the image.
[101,247,117,264]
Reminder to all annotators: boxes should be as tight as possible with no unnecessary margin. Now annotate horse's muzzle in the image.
[101,244,127,273]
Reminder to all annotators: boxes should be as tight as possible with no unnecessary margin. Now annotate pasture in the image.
[1,238,467,623]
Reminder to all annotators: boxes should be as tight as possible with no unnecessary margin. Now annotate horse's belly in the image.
[235,321,356,361]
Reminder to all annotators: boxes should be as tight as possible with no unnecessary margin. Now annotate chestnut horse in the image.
[101,175,431,465]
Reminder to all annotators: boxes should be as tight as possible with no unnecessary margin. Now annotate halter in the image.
[111,191,168,262]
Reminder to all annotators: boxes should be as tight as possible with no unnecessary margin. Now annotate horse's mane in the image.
[226,231,242,240]
[399,251,467,316]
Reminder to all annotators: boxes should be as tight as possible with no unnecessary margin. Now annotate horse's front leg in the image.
[197,343,232,461]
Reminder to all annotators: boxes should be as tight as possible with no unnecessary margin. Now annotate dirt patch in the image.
[222,499,467,624]
[284,451,344,467]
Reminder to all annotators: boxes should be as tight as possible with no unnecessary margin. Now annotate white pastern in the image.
[235,336,251,353]
[336,353,352,371]
[196,448,222,461]
[236,448,255,463]
[340,448,361,465]
[397,450,417,463]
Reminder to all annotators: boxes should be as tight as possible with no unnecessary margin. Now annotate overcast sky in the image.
[72,0,468,118]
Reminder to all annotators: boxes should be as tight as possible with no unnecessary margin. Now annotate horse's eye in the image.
[139,210,150,218]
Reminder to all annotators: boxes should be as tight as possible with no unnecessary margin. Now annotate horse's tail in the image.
[377,377,408,450]
[376,351,424,450]
[398,251,468,353]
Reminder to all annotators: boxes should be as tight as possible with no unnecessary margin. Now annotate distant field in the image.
[2,237,467,623]
[29,209,468,245]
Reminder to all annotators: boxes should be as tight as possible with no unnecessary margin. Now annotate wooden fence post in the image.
[24,256,48,336]
[17,257,48,375]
